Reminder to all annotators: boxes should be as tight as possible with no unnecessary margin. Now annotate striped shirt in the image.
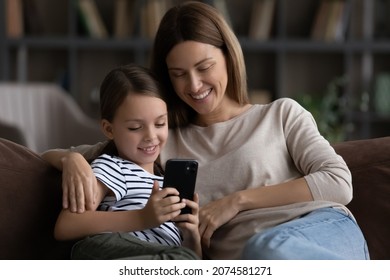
[91,154,182,246]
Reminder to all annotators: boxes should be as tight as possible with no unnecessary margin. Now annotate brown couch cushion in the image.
[0,138,72,259]
[334,136,390,260]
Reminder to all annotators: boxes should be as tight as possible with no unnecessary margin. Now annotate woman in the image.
[42,1,369,260]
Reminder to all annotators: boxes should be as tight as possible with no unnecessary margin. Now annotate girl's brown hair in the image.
[99,64,165,122]
[151,1,249,128]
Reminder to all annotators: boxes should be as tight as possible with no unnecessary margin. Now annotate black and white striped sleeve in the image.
[91,154,127,201]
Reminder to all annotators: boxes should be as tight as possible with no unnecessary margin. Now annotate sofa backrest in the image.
[334,136,390,260]
[0,138,73,259]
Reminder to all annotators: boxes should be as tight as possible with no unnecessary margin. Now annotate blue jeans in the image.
[241,207,370,260]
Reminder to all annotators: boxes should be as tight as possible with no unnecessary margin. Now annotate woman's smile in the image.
[190,88,212,101]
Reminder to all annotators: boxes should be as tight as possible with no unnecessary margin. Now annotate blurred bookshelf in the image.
[0,0,389,141]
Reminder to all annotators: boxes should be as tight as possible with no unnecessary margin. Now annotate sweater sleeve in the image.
[283,99,352,205]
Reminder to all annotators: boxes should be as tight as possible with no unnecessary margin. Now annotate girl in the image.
[53,64,201,259]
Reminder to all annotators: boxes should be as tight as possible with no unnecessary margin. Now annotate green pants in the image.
[71,232,199,260]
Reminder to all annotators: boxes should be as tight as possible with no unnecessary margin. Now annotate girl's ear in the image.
[101,119,114,139]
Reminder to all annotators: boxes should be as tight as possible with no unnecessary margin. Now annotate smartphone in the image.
[162,159,198,214]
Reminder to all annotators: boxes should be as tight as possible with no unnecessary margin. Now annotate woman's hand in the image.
[172,193,202,258]
[199,193,241,249]
[141,181,185,228]
[61,152,97,213]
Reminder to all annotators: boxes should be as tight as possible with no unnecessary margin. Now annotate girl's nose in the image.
[143,126,156,142]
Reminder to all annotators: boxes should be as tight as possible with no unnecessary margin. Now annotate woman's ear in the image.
[101,119,114,139]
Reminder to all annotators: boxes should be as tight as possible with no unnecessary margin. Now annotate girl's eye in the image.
[128,127,141,131]
[156,122,166,128]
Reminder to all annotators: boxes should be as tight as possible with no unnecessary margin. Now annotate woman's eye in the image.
[199,64,213,72]
[172,72,185,78]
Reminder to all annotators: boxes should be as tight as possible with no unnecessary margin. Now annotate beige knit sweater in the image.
[72,98,353,259]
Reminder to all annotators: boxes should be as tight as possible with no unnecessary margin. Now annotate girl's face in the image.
[102,94,168,173]
[166,41,229,123]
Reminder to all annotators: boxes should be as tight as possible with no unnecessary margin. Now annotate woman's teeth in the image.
[191,89,211,100]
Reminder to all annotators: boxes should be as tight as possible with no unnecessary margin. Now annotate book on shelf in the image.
[374,0,390,39]
[6,0,24,38]
[23,0,45,35]
[249,89,272,104]
[211,0,233,28]
[113,0,137,38]
[335,0,351,41]
[311,0,350,42]
[77,0,108,39]
[311,0,330,41]
[248,0,276,40]
[140,0,173,39]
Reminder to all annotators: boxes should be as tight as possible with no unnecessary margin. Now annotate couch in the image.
[0,136,389,260]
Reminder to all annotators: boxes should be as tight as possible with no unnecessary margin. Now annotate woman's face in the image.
[166,40,228,119]
[102,94,168,173]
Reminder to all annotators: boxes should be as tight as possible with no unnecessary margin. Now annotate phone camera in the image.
[186,162,197,173]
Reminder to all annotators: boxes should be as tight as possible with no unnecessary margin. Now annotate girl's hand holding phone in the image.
[142,181,185,228]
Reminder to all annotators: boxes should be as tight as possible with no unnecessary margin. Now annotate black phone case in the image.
[163,159,198,214]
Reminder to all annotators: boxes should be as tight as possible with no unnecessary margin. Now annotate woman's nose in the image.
[188,73,202,93]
